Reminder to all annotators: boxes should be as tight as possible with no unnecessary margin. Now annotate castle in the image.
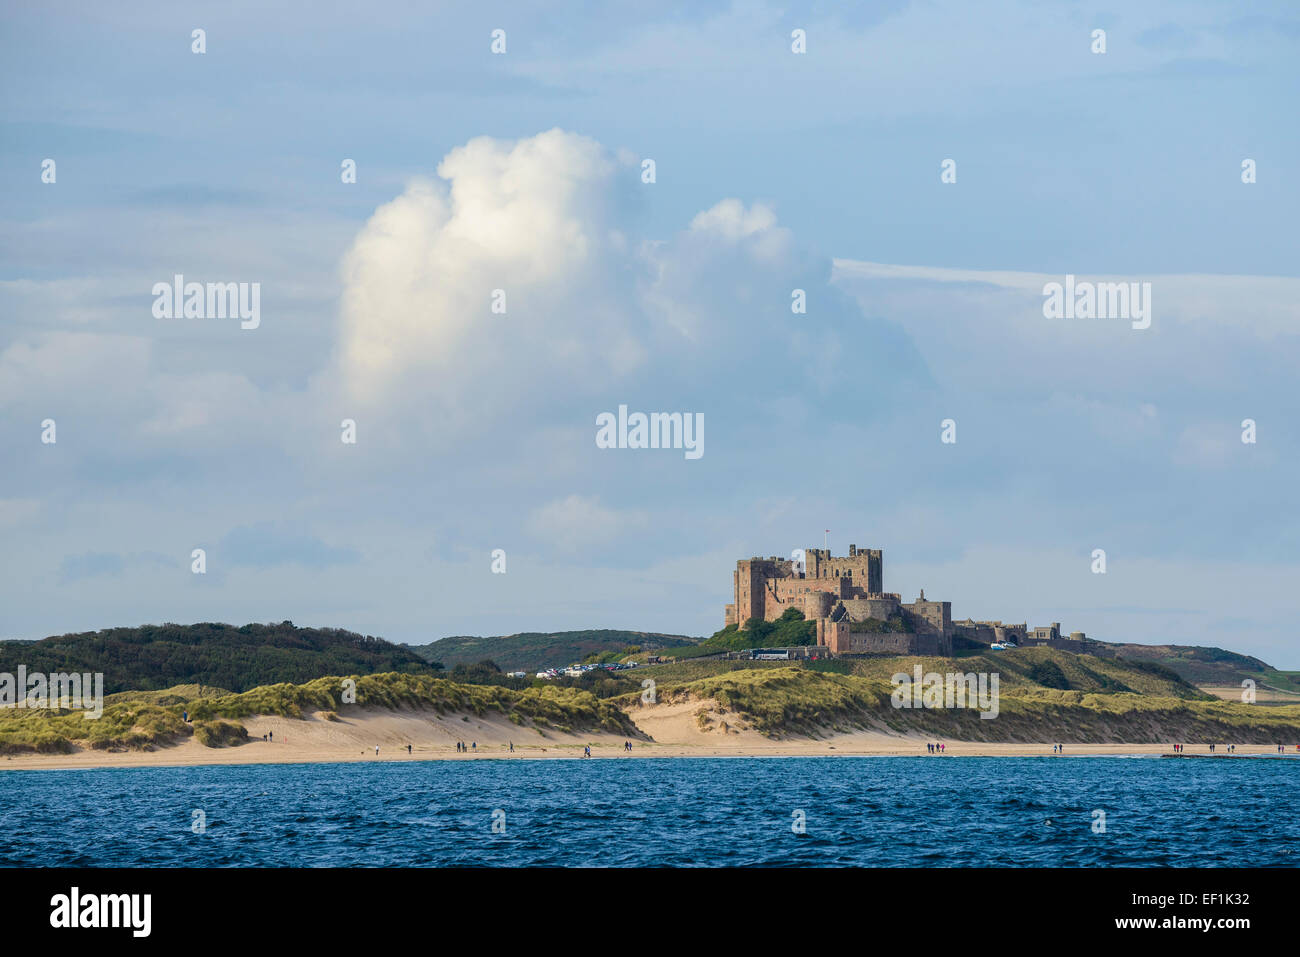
[724,544,1089,656]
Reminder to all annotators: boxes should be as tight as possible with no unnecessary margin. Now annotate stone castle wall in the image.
[846,632,946,656]
[802,545,882,593]
[816,620,946,656]
[902,598,951,638]
[842,596,900,622]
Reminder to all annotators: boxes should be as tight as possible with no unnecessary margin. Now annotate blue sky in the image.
[2,1,1298,666]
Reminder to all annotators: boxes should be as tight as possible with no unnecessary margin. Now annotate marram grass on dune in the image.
[0,672,636,754]
[4,652,1300,756]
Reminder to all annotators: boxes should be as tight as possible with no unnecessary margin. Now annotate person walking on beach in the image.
[509,742,514,753]
[268,730,273,743]
[407,744,412,755]
[375,745,380,756]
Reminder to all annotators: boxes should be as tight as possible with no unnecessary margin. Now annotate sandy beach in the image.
[4,699,1296,771]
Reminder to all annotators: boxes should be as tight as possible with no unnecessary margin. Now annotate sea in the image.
[2,756,1296,867]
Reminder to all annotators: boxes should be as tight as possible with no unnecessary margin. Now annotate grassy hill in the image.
[1104,643,1300,695]
[844,647,1211,699]
[0,622,435,694]
[407,629,699,672]
[626,654,1300,742]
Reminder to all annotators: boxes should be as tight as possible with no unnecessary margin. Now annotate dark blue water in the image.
[1,757,1295,866]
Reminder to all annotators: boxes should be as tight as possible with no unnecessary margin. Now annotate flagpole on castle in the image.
[824,529,828,549]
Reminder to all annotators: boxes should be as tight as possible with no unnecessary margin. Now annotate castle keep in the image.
[724,545,1088,657]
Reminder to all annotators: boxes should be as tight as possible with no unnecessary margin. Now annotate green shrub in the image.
[1028,660,1071,690]
[193,720,248,747]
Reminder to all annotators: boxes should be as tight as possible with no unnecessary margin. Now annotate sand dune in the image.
[3,700,1296,771]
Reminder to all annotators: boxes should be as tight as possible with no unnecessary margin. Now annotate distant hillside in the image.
[1104,643,1300,694]
[0,622,435,694]
[407,630,700,672]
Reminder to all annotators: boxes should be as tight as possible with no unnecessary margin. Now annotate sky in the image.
[1,1,1298,666]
